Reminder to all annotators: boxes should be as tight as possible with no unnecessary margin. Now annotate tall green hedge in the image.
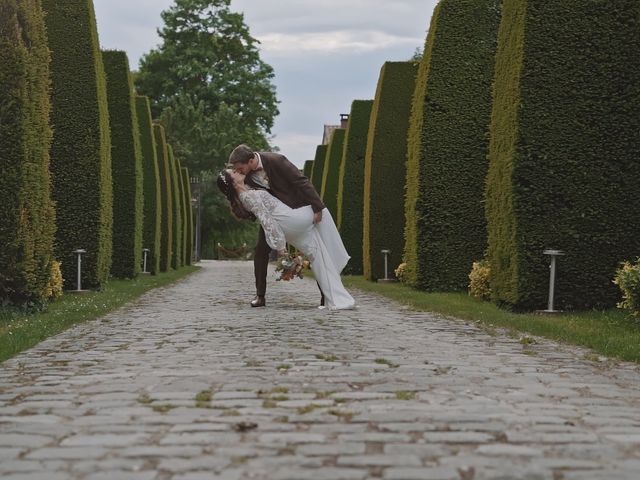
[168,145,183,269]
[310,145,328,193]
[336,100,373,275]
[181,167,193,265]
[0,0,56,305]
[320,128,346,218]
[135,96,161,274]
[403,0,501,291]
[303,160,313,180]
[362,61,418,281]
[486,0,640,310]
[102,50,143,279]
[176,156,188,267]
[153,124,172,272]
[42,0,112,289]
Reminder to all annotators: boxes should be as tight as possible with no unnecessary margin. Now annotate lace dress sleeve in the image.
[239,191,286,251]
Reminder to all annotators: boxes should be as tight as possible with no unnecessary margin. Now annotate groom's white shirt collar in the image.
[255,153,264,170]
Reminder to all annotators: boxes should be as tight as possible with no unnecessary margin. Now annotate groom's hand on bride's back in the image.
[313,211,323,224]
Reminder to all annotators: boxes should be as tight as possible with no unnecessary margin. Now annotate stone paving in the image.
[1,260,640,480]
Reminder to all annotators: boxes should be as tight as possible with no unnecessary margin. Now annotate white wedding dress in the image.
[239,189,356,310]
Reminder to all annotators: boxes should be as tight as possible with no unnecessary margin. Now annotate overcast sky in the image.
[94,0,439,167]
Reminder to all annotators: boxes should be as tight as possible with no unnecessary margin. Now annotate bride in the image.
[217,169,356,310]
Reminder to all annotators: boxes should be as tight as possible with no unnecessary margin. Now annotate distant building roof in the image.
[322,124,339,145]
[322,114,350,145]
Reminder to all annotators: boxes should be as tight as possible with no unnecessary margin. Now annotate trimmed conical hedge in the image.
[403,0,501,291]
[135,96,161,274]
[0,0,57,305]
[181,167,193,266]
[486,0,640,310]
[102,50,143,279]
[336,100,373,275]
[363,61,418,281]
[153,124,172,272]
[310,145,328,193]
[42,0,112,289]
[303,160,313,180]
[176,156,188,267]
[320,128,346,218]
[168,145,183,270]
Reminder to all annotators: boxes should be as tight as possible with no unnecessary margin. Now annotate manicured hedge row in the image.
[0,0,57,304]
[320,128,346,218]
[135,96,161,274]
[42,0,112,289]
[153,124,172,272]
[102,50,143,279]
[486,0,640,310]
[310,145,328,194]
[337,100,373,275]
[181,167,193,265]
[362,62,418,281]
[403,0,501,291]
[303,160,313,180]
[168,146,183,270]
[176,156,188,267]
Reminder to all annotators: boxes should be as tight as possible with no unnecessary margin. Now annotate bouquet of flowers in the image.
[275,254,306,281]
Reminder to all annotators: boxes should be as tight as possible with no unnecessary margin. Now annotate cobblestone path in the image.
[1,260,640,480]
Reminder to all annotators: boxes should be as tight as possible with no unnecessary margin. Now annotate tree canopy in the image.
[135,0,278,172]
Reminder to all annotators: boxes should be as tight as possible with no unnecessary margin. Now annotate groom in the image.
[228,144,325,307]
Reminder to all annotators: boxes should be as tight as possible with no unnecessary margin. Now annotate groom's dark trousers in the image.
[254,227,270,297]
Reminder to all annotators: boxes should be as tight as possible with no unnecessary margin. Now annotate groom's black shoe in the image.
[251,295,266,307]
[317,282,325,307]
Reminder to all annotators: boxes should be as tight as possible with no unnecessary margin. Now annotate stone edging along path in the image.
[1,260,639,480]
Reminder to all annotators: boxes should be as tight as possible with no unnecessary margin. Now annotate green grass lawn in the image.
[342,276,640,363]
[0,266,199,363]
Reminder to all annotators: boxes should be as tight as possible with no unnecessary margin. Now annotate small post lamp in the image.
[142,248,151,274]
[377,249,397,283]
[542,249,565,313]
[72,249,89,293]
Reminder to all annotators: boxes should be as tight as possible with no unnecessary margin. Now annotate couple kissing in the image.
[217,144,356,311]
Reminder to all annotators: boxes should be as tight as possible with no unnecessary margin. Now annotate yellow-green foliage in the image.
[468,260,491,301]
[42,0,112,289]
[613,258,640,318]
[337,100,373,275]
[320,128,345,218]
[303,160,313,180]
[404,0,501,291]
[135,96,161,274]
[394,262,407,284]
[181,167,193,265]
[0,0,57,305]
[486,0,640,310]
[168,146,183,270]
[363,62,418,281]
[153,125,173,272]
[102,50,143,279]
[44,260,63,300]
[310,145,327,193]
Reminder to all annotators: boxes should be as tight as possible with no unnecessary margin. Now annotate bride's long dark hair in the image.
[216,170,254,220]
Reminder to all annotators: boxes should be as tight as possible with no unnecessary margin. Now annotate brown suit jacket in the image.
[246,151,325,213]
